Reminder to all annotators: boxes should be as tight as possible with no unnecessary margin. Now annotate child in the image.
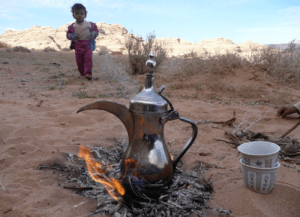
[67,3,99,80]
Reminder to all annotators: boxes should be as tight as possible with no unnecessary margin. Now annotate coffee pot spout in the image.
[76,100,134,144]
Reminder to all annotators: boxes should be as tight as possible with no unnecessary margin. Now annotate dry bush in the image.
[178,51,245,75]
[12,46,31,53]
[98,46,111,56]
[180,51,198,58]
[111,51,123,56]
[61,48,72,52]
[98,50,108,56]
[268,91,293,106]
[44,47,57,52]
[247,39,300,88]
[124,31,168,75]
[160,39,300,90]
[0,41,10,48]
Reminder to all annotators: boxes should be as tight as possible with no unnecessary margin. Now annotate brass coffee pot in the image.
[77,51,198,189]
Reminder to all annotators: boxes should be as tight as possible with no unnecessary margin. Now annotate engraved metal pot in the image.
[77,51,198,191]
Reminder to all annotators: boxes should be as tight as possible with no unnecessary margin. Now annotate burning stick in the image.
[78,145,125,200]
[280,120,300,139]
[93,173,112,183]
[63,186,93,191]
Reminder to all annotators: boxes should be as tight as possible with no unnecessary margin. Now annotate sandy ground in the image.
[0,49,300,217]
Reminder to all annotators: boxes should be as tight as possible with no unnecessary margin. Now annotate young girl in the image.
[67,3,99,80]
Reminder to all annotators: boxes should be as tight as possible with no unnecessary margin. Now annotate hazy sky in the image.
[0,0,299,45]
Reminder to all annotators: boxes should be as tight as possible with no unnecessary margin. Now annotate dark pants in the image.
[75,40,93,77]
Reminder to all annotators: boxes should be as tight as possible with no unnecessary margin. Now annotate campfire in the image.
[38,51,234,216]
[39,140,231,216]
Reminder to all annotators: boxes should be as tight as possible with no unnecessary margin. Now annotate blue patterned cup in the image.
[238,141,280,168]
[240,159,280,194]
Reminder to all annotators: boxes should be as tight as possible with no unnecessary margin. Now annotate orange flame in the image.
[78,145,125,199]
[123,159,138,180]
[170,153,173,160]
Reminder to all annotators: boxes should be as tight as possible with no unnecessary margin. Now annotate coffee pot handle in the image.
[158,85,198,167]
[172,117,198,168]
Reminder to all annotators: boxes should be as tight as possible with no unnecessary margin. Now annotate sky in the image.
[0,0,300,45]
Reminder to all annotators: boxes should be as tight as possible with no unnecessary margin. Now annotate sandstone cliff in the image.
[0,22,268,57]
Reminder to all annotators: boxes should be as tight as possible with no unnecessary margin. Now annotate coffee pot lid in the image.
[129,51,168,114]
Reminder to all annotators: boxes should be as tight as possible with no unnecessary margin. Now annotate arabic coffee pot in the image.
[77,51,198,190]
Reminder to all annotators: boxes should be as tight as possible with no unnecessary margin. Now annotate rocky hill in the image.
[0,21,269,57]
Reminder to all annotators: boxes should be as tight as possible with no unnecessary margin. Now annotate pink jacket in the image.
[66,22,99,51]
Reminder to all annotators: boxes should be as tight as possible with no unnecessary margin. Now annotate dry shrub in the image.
[111,51,123,56]
[177,51,245,75]
[12,46,31,53]
[98,46,111,56]
[61,48,72,52]
[44,47,56,52]
[268,91,293,106]
[124,31,168,75]
[248,39,300,88]
[0,41,10,48]
[98,50,108,56]
[180,51,198,58]
[161,39,300,90]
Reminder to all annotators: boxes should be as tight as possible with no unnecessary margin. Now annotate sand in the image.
[0,49,299,217]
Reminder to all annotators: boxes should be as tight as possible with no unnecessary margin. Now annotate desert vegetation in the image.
[43,46,57,52]
[158,39,300,87]
[124,31,168,75]
[0,38,299,105]
[0,41,10,49]
[248,40,300,87]
[98,46,111,56]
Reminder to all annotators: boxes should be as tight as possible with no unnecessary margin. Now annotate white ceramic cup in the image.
[238,141,280,168]
[240,159,280,194]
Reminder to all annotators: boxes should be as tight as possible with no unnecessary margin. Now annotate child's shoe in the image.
[85,75,92,80]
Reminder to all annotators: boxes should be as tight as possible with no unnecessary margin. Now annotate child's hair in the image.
[71,3,87,16]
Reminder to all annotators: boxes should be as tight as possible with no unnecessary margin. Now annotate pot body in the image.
[120,112,173,187]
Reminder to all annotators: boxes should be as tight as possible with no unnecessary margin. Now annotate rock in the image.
[0,22,269,57]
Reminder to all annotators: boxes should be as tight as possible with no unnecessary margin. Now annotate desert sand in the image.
[0,48,300,217]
